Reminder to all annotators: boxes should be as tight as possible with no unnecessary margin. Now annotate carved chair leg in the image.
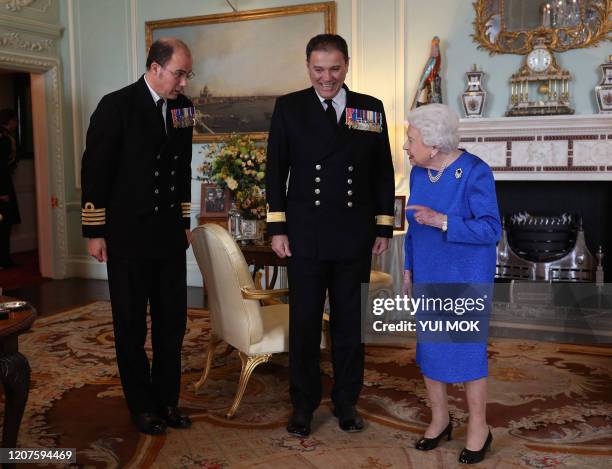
[194,334,223,392]
[226,352,271,419]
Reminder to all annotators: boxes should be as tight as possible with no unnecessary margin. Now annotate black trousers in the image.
[106,252,187,416]
[287,255,371,414]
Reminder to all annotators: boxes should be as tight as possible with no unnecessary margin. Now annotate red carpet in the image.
[0,250,46,292]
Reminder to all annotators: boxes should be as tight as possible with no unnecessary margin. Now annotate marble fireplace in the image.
[459,114,612,283]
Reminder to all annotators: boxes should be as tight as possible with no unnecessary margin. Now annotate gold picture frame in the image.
[472,0,611,55]
[145,2,336,142]
[394,195,406,231]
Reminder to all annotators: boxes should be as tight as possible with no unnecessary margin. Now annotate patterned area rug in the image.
[11,301,612,468]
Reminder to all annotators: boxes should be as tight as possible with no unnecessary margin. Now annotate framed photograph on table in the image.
[199,183,230,225]
[145,2,336,142]
[393,195,406,231]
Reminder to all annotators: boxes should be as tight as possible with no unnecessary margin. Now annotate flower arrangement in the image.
[200,134,267,219]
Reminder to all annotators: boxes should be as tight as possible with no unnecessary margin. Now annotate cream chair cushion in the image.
[248,303,290,354]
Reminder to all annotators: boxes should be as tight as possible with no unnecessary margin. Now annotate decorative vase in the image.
[227,201,242,240]
[461,64,487,118]
[595,55,612,113]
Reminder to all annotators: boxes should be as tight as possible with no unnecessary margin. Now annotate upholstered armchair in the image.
[191,224,296,418]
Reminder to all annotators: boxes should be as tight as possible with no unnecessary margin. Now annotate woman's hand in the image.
[401,269,412,298]
[406,205,446,229]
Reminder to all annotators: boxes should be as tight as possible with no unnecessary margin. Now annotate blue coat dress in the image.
[404,151,501,383]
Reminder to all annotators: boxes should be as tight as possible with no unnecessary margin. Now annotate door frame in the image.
[0,52,68,278]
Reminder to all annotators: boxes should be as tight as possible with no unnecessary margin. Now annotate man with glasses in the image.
[81,37,195,435]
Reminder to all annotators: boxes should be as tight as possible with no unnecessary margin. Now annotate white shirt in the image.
[144,75,167,130]
[315,87,346,123]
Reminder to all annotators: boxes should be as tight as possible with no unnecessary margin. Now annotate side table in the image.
[0,296,35,464]
[239,243,287,289]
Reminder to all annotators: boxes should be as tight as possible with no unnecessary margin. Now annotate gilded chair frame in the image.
[192,282,288,419]
[194,335,272,419]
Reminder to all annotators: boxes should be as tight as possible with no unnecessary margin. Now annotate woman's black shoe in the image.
[415,419,452,451]
[458,429,492,464]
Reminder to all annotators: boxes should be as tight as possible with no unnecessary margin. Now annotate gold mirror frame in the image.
[472,0,611,55]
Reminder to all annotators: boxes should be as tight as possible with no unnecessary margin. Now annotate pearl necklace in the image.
[427,161,448,183]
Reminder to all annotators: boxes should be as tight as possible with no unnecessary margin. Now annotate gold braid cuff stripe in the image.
[82,203,106,226]
[83,202,104,211]
[266,212,286,223]
[181,202,191,217]
[82,221,105,226]
[376,215,394,226]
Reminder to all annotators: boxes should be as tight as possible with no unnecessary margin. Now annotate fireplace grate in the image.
[496,213,603,283]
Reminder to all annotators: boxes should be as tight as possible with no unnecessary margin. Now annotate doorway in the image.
[0,70,43,290]
[0,52,67,288]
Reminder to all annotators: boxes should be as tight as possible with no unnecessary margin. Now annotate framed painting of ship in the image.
[146,2,336,142]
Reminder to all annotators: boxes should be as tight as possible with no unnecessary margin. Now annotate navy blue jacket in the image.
[265,86,395,260]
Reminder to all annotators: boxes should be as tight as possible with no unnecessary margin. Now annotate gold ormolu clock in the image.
[507,38,574,117]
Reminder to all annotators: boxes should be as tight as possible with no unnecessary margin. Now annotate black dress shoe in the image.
[458,429,492,464]
[415,418,452,451]
[333,406,364,433]
[132,412,167,435]
[286,412,312,437]
[161,406,192,429]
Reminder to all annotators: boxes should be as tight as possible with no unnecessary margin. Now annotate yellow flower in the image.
[225,176,238,190]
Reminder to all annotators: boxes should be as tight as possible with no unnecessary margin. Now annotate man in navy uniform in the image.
[265,34,395,436]
[81,38,195,435]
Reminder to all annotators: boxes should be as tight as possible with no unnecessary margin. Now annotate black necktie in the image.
[156,98,167,134]
[324,99,337,128]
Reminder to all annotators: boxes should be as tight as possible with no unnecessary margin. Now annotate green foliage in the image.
[201,134,267,219]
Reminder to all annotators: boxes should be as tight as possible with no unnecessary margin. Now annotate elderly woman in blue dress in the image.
[401,104,501,464]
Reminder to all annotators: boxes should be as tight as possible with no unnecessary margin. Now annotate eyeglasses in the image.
[161,65,195,81]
